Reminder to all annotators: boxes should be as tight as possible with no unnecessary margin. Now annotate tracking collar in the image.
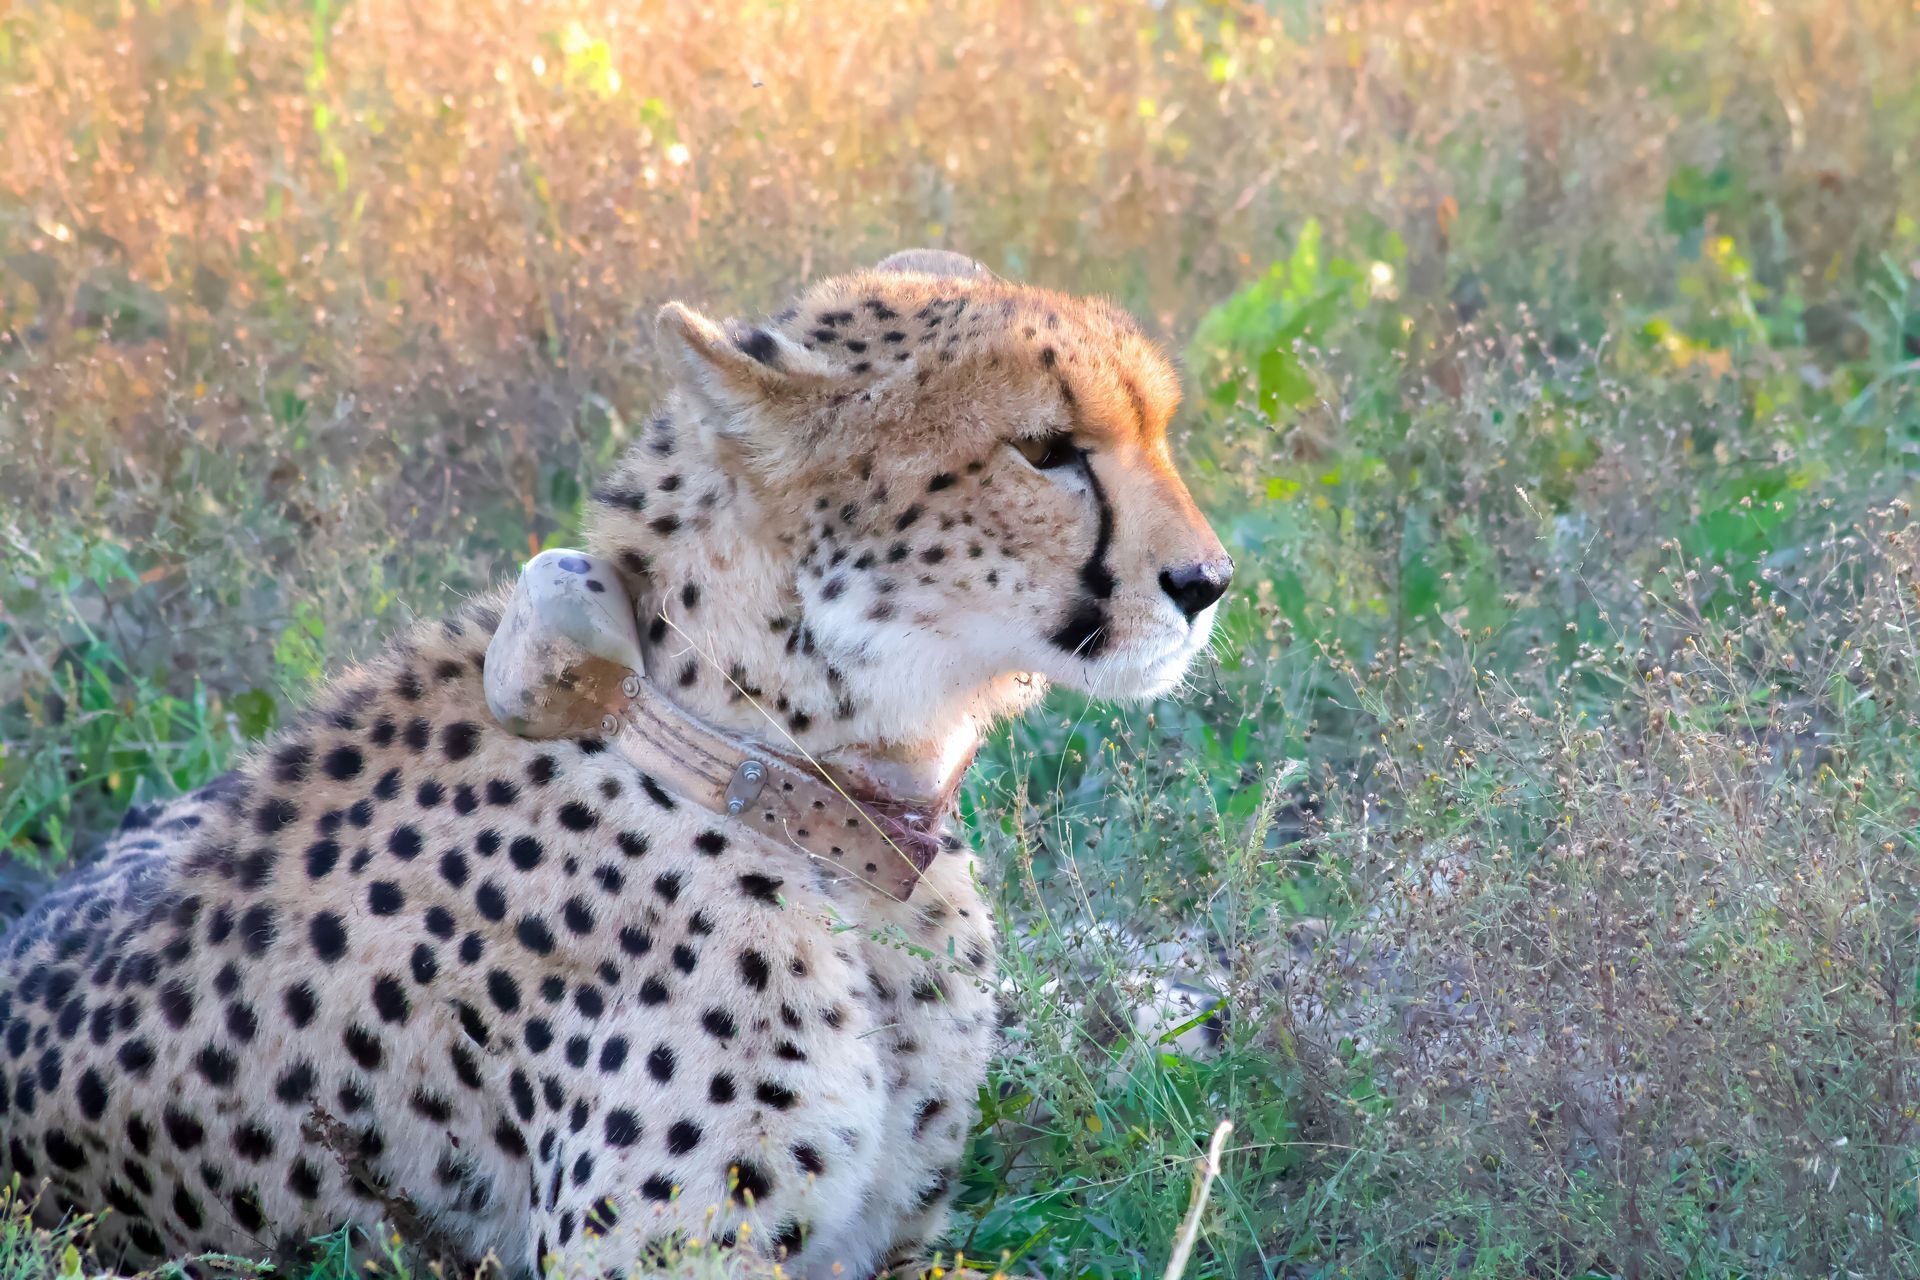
[482,549,962,901]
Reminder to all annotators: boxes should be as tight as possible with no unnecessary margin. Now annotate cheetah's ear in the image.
[873,248,994,280]
[654,301,832,410]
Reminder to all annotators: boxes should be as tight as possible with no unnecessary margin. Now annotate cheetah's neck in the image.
[582,400,1032,813]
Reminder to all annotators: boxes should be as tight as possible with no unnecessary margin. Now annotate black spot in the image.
[476,882,508,921]
[739,951,771,991]
[158,979,194,1029]
[509,836,544,870]
[792,1143,825,1175]
[163,1106,205,1151]
[172,1185,205,1230]
[408,943,439,986]
[641,1175,674,1202]
[730,1159,773,1203]
[284,982,319,1027]
[388,825,424,861]
[701,1008,737,1040]
[773,1218,808,1254]
[653,871,683,904]
[240,903,278,955]
[225,1000,258,1043]
[254,796,299,835]
[639,977,668,1005]
[442,722,482,760]
[557,802,598,832]
[527,755,557,785]
[233,1123,274,1162]
[272,742,312,783]
[666,1120,702,1154]
[755,1080,797,1110]
[913,1096,948,1135]
[737,873,784,905]
[76,1068,108,1119]
[343,1024,383,1070]
[509,1070,536,1121]
[305,838,341,880]
[310,912,349,962]
[275,1061,316,1105]
[288,1159,323,1200]
[563,897,595,934]
[367,881,404,915]
[487,970,521,1012]
[456,1003,491,1047]
[372,976,410,1024]
[410,1089,453,1123]
[604,1109,642,1147]
[494,1118,529,1159]
[516,917,556,956]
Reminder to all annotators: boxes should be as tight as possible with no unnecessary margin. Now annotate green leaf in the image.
[1257,347,1314,417]
[230,688,278,740]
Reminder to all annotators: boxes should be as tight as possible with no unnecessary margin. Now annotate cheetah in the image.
[0,250,1233,1277]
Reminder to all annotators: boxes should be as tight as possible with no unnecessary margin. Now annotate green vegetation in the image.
[4,0,1920,1275]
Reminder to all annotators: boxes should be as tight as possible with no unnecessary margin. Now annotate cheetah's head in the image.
[589,251,1230,756]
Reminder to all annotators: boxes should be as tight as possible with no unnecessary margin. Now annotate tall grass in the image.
[4,0,1920,1275]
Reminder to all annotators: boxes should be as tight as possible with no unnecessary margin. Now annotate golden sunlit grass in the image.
[4,0,1920,1276]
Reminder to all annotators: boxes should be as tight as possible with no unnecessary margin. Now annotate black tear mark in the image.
[1075,453,1116,599]
[737,328,780,367]
[1047,452,1116,658]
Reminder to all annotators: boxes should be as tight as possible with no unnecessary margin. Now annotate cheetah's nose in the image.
[1158,557,1234,621]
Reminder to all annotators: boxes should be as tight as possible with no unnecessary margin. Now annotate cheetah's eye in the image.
[1012,433,1081,471]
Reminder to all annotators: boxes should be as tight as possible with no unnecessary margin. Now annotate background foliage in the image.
[4,0,1920,1276]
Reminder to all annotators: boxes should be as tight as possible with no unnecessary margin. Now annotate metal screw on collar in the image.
[620,675,642,699]
[725,760,768,815]
[600,714,619,736]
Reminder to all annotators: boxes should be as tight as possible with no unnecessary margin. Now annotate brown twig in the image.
[301,1104,473,1273]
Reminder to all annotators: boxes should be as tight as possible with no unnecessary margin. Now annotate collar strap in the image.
[483,548,952,901]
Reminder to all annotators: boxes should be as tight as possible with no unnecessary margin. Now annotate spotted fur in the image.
[0,253,1228,1278]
